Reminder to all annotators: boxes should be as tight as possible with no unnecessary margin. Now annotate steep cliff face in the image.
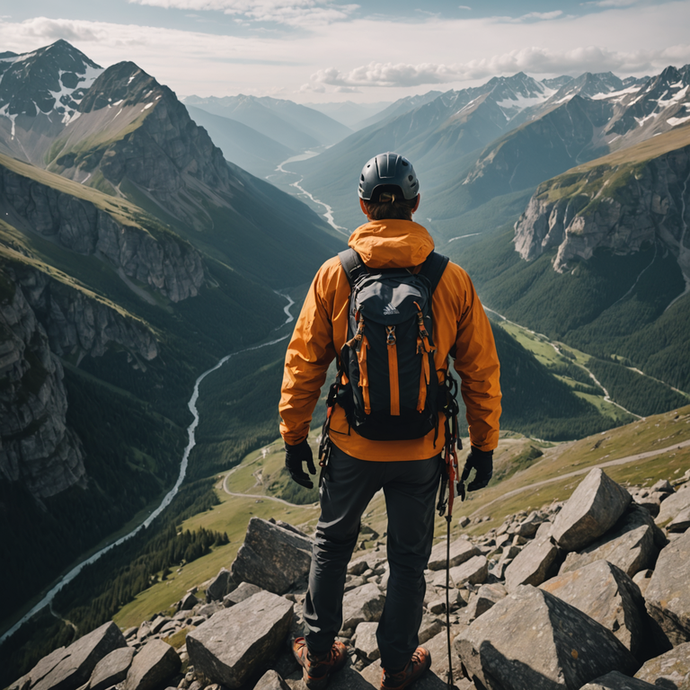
[1,160,206,302]
[514,135,690,281]
[9,261,159,361]
[0,270,86,499]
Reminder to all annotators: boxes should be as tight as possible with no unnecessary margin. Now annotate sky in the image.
[1,0,690,104]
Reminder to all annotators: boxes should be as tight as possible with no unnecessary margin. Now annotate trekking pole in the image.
[437,378,466,690]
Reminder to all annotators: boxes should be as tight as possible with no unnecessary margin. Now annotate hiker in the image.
[279,152,501,690]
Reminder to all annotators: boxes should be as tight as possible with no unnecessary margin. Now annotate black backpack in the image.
[334,248,449,441]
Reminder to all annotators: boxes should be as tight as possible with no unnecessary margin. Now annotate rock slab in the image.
[634,641,690,689]
[32,621,127,690]
[88,647,134,690]
[504,537,562,592]
[645,529,690,646]
[454,585,639,690]
[186,590,294,688]
[550,468,631,552]
[123,639,180,690]
[560,505,664,578]
[579,670,656,689]
[427,538,481,571]
[230,518,312,594]
[540,560,649,658]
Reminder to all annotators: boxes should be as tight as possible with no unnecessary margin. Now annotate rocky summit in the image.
[8,468,690,690]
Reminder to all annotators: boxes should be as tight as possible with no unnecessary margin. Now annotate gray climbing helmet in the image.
[358,152,420,201]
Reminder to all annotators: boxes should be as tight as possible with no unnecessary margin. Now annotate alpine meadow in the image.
[2,9,690,690]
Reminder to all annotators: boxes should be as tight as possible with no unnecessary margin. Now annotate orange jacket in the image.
[279,219,501,461]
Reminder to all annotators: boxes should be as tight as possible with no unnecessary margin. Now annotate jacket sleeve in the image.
[279,263,338,446]
[451,268,502,452]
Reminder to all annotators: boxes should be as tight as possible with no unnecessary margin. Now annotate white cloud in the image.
[127,0,359,26]
[1,0,689,101]
[308,44,690,88]
[586,0,639,7]
[512,11,564,22]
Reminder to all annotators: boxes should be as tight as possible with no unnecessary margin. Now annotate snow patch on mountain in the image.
[495,90,555,112]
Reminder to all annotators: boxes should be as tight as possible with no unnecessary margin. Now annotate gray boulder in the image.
[418,613,443,645]
[32,621,128,690]
[342,583,385,630]
[579,670,656,689]
[448,555,488,588]
[631,569,654,599]
[253,669,290,690]
[645,530,690,646]
[88,647,134,690]
[504,536,562,592]
[668,506,690,533]
[230,518,312,594]
[12,647,67,690]
[223,582,262,607]
[186,590,293,688]
[123,639,180,690]
[517,511,545,538]
[655,486,690,528]
[454,585,639,690]
[206,567,235,602]
[427,538,481,571]
[560,505,664,578]
[328,666,387,690]
[540,560,649,658]
[634,641,690,688]
[353,622,379,661]
[179,593,198,611]
[550,468,631,552]
[466,583,507,621]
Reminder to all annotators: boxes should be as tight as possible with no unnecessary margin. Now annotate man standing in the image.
[279,152,501,690]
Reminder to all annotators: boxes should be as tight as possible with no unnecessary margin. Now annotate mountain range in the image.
[1,37,689,663]
[0,39,341,628]
[285,63,690,419]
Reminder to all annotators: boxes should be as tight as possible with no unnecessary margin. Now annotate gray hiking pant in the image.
[303,443,442,671]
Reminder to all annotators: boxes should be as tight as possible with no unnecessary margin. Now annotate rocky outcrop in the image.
[230,518,313,595]
[11,466,690,690]
[7,263,158,360]
[0,270,86,498]
[550,468,632,551]
[1,163,206,303]
[514,143,690,275]
[454,585,639,690]
[186,591,293,689]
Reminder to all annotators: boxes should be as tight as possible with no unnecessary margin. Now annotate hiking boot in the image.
[381,647,432,690]
[293,637,348,690]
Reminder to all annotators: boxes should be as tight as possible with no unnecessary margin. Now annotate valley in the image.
[2,37,690,687]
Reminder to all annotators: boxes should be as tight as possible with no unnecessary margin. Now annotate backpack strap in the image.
[419,251,449,294]
[338,248,367,287]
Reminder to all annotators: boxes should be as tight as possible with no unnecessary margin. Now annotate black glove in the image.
[465,446,493,491]
[284,439,316,489]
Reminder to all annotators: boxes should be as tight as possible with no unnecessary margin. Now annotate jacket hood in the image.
[348,219,435,268]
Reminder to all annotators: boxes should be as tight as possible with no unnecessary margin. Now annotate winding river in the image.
[1,293,296,645]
